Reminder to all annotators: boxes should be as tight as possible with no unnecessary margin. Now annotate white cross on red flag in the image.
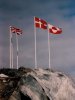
[34,17,47,30]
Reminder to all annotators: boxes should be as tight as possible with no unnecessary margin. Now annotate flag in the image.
[48,24,62,34]
[34,17,47,29]
[10,27,16,33]
[10,26,22,35]
[16,28,22,35]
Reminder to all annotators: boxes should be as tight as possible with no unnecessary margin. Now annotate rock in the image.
[0,67,75,100]
[0,74,8,78]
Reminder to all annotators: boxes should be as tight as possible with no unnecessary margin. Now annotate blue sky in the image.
[0,0,75,77]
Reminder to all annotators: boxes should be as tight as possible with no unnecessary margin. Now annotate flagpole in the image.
[34,17,37,69]
[16,33,19,69]
[48,27,51,69]
[9,26,12,68]
[11,38,13,69]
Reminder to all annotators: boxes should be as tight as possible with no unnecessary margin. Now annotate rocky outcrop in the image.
[0,67,75,100]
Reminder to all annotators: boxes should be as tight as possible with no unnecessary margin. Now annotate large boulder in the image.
[0,67,75,100]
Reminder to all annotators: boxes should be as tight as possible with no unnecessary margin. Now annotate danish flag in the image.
[34,17,47,30]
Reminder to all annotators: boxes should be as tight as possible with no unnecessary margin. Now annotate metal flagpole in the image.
[10,26,13,69]
[48,26,51,69]
[16,33,19,69]
[11,38,13,69]
[34,17,37,69]
[9,26,12,68]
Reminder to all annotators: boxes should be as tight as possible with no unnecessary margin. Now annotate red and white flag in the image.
[10,26,22,35]
[48,24,62,34]
[34,17,47,30]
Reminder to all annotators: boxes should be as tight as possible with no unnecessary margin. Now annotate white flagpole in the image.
[9,26,12,68]
[48,26,51,69]
[16,33,19,69]
[34,17,37,69]
[9,26,14,69]
[11,38,13,69]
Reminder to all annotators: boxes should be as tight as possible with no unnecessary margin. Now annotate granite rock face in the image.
[0,67,75,100]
